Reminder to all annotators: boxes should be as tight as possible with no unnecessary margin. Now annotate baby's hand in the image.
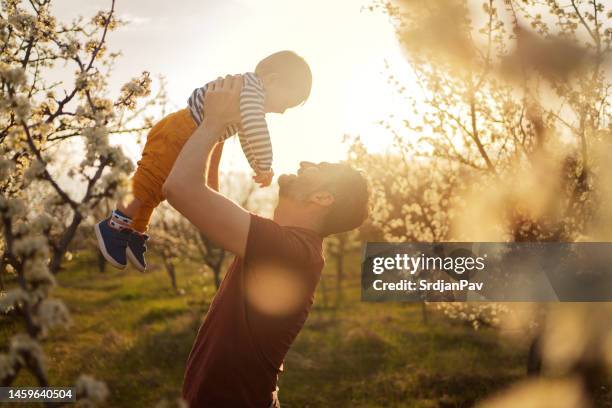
[253,170,274,187]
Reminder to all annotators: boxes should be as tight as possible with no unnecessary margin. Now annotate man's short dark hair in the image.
[320,164,369,237]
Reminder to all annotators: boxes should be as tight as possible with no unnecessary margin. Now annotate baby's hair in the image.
[255,50,312,106]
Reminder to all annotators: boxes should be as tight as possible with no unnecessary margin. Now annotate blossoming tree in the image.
[361,0,612,404]
[0,0,163,403]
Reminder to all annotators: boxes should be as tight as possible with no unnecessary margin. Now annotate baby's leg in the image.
[96,109,195,270]
[117,196,143,220]
[115,196,153,234]
[94,153,164,271]
[129,166,164,233]
[119,108,197,232]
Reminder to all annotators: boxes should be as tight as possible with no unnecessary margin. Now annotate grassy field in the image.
[1,251,531,407]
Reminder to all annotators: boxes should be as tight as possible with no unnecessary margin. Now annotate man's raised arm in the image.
[162,75,250,257]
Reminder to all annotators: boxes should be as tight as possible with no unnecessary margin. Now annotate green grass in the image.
[1,251,529,407]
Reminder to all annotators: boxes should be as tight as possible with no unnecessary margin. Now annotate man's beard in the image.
[278,174,298,198]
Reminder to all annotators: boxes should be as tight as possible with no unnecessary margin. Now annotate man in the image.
[163,75,369,407]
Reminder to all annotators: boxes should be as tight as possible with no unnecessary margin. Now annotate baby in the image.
[95,51,312,271]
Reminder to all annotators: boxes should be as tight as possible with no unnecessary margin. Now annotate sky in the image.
[52,0,413,176]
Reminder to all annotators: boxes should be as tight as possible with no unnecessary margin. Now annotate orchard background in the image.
[1,0,612,406]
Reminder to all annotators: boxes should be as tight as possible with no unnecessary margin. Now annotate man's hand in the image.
[203,74,243,133]
[163,74,251,258]
[253,169,274,187]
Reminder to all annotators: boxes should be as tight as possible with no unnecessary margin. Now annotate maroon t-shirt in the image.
[182,214,324,407]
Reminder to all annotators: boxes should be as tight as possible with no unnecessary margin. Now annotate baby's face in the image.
[259,73,304,114]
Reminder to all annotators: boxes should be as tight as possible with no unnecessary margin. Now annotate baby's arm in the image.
[187,85,206,125]
[237,73,273,187]
[206,142,224,192]
[188,82,239,142]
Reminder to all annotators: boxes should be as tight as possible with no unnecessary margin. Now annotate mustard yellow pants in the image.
[131,109,197,232]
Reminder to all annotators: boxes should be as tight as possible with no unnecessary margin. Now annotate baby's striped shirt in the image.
[187,72,273,173]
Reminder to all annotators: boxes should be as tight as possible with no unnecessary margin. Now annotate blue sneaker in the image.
[127,231,148,272]
[94,217,131,269]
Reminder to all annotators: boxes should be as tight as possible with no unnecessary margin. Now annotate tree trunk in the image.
[164,260,177,291]
[97,251,106,273]
[335,253,344,307]
[319,272,328,309]
[213,267,221,290]
[421,301,429,325]
[199,232,226,291]
[527,335,542,375]
[50,211,83,274]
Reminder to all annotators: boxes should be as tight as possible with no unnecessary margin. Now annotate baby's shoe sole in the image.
[126,247,146,272]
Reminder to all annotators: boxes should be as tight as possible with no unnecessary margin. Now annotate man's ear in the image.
[308,191,335,208]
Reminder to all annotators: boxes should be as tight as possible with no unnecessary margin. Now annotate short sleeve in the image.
[244,214,321,267]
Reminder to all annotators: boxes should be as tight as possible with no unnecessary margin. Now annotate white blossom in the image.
[36,299,72,335]
[75,375,109,406]
[31,212,55,232]
[7,12,37,35]
[23,258,55,290]
[0,288,29,312]
[0,197,26,218]
[9,334,44,371]
[13,220,31,236]
[0,158,16,181]
[23,160,46,185]
[61,36,81,58]
[11,95,31,121]
[0,63,26,86]
[435,303,510,330]
[0,352,21,381]
[13,236,48,258]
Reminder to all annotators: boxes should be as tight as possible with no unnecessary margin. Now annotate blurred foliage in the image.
[353,0,612,405]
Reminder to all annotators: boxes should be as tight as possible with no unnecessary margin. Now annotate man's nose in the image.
[298,162,317,176]
[298,162,315,175]
[299,161,315,169]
